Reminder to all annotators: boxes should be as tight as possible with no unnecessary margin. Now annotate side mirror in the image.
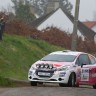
[81,63,86,68]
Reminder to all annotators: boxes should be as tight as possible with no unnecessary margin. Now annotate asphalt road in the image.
[0,84,96,96]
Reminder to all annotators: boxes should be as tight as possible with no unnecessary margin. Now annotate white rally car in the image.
[28,50,96,87]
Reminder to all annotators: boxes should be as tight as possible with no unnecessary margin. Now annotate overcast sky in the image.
[0,0,96,21]
[69,0,96,21]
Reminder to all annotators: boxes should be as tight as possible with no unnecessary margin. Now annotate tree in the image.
[31,0,48,17]
[60,0,73,14]
[11,0,36,23]
[31,0,73,17]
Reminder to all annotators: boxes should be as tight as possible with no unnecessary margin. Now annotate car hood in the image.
[32,60,73,68]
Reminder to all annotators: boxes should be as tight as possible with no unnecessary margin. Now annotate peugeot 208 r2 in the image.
[28,50,96,87]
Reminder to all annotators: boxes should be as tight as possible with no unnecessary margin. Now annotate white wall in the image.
[92,25,96,43]
[92,25,96,33]
[37,8,85,40]
[37,8,73,34]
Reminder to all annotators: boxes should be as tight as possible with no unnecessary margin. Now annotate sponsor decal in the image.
[60,72,66,74]
[53,64,62,67]
[92,73,96,77]
[81,68,89,81]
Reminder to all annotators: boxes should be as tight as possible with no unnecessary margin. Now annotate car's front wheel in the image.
[30,81,37,86]
[59,83,67,87]
[68,73,76,87]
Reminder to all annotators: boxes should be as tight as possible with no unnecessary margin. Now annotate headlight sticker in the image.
[59,72,66,77]
[58,66,70,71]
[29,71,32,75]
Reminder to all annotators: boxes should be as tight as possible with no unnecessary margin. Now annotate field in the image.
[0,34,63,80]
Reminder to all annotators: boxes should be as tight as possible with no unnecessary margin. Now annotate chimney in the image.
[47,0,60,14]
[54,1,60,10]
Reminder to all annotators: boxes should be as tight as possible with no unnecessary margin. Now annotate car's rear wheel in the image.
[68,73,76,87]
[30,81,37,86]
[93,84,96,89]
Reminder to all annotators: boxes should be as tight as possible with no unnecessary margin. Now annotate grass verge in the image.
[0,34,63,80]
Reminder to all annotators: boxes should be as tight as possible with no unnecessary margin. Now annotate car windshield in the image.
[41,54,76,62]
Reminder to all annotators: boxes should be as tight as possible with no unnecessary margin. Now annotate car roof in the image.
[50,50,86,56]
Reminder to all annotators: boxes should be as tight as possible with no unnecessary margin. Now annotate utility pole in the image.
[71,0,80,51]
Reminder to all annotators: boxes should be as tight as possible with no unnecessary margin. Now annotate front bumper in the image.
[28,70,70,84]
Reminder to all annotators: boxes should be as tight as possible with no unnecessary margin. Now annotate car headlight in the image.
[57,66,70,71]
[36,64,41,69]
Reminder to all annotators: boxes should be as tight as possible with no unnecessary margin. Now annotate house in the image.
[83,21,96,42]
[30,8,96,42]
[83,21,96,32]
[33,8,73,33]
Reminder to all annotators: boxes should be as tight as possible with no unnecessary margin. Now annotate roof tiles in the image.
[83,21,96,28]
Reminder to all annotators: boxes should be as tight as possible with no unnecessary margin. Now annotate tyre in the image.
[75,83,79,87]
[59,83,67,87]
[93,85,96,89]
[68,73,76,87]
[30,81,37,86]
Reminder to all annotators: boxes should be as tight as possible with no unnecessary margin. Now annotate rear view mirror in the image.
[81,63,86,68]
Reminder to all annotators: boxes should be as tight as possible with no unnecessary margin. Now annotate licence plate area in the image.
[38,72,50,76]
[36,70,54,77]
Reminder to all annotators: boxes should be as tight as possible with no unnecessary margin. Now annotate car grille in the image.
[36,69,54,78]
[33,78,57,81]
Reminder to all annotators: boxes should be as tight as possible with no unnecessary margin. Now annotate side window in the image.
[88,55,96,64]
[75,54,90,66]
[75,58,80,66]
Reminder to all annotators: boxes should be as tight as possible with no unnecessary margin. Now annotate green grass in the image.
[0,34,63,80]
[0,76,13,87]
